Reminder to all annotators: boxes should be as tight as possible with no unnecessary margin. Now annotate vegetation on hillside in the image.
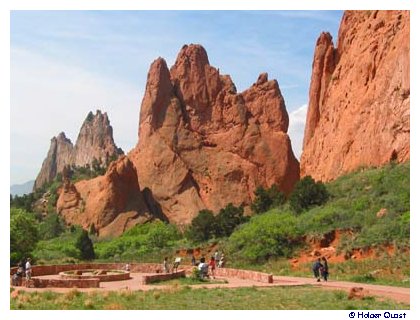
[10,162,410,286]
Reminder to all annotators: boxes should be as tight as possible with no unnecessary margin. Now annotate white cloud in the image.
[10,47,141,184]
[288,103,308,160]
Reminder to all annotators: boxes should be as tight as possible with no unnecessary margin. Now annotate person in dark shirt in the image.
[321,257,329,281]
[312,258,322,282]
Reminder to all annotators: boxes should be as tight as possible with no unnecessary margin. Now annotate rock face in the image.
[33,132,74,190]
[57,156,155,238]
[129,44,300,225]
[34,110,123,190]
[301,10,410,181]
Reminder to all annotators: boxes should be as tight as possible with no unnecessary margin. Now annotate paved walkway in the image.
[14,273,410,305]
[273,275,410,304]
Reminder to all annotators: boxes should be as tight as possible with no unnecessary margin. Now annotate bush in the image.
[38,213,65,240]
[227,210,302,262]
[215,203,248,237]
[95,221,180,260]
[76,230,95,260]
[10,208,40,265]
[187,209,217,242]
[251,185,286,214]
[290,176,329,213]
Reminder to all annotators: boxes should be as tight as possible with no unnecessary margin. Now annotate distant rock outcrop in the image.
[301,10,410,181]
[33,110,123,190]
[34,132,74,190]
[129,44,300,224]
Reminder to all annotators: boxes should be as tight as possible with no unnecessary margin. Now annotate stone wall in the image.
[24,278,100,288]
[214,267,273,283]
[140,270,186,284]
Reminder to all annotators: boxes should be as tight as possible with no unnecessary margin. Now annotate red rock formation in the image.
[129,44,300,225]
[34,132,74,190]
[57,156,154,237]
[301,10,410,181]
[34,110,123,190]
[73,110,123,167]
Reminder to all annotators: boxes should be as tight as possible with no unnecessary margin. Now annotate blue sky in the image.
[10,10,343,185]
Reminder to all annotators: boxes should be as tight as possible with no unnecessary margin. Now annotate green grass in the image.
[10,286,409,310]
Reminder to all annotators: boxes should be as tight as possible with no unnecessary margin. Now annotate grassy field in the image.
[10,286,409,310]
[230,250,410,287]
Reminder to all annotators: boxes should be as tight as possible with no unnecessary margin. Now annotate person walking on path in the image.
[312,258,322,282]
[25,258,32,286]
[321,257,329,281]
[209,256,216,279]
[191,254,196,266]
[163,257,169,273]
[214,250,221,267]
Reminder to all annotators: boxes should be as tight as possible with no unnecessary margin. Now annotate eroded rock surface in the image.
[301,10,410,181]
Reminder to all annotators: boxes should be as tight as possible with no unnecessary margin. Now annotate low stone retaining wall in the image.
[30,278,100,288]
[140,270,186,285]
[214,268,273,283]
[59,269,130,282]
[10,263,163,277]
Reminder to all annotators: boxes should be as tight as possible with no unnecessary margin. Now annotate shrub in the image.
[76,230,95,260]
[215,203,248,237]
[227,210,302,262]
[38,213,65,240]
[10,208,39,265]
[251,185,286,214]
[290,176,329,213]
[187,209,217,242]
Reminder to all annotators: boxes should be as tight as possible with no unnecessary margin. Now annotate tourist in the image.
[191,254,196,266]
[321,257,329,281]
[209,256,216,279]
[25,258,32,284]
[218,253,225,268]
[173,257,181,273]
[163,257,169,273]
[125,263,130,271]
[312,258,322,282]
[214,250,221,267]
[198,257,209,279]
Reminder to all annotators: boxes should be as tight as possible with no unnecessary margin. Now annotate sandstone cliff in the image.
[56,156,155,238]
[129,44,300,225]
[301,10,410,181]
[33,132,74,190]
[34,110,123,190]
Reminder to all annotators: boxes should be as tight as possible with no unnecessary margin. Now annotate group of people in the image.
[312,257,329,282]
[162,256,182,273]
[194,250,225,279]
[11,257,32,286]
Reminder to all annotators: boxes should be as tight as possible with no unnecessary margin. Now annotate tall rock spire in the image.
[301,10,410,181]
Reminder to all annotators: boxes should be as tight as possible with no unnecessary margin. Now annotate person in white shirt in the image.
[25,258,32,281]
[198,257,209,279]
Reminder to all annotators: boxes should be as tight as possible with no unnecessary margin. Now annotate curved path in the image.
[14,273,409,304]
[273,275,410,304]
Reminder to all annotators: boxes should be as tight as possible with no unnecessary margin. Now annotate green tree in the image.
[290,176,329,213]
[10,208,39,265]
[187,209,217,242]
[251,185,286,214]
[215,203,247,237]
[76,230,95,260]
[38,213,65,240]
